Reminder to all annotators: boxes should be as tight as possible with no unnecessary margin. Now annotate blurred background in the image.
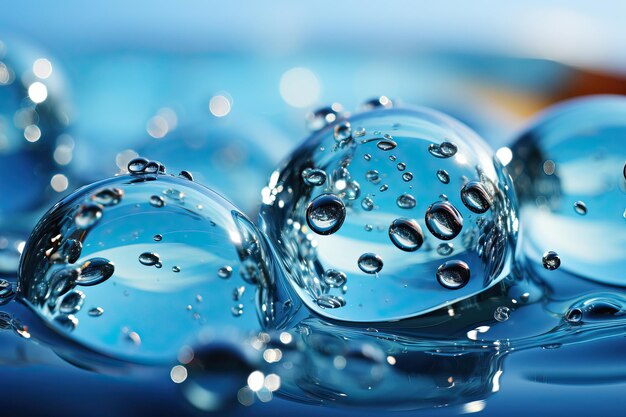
[1,1,626,416]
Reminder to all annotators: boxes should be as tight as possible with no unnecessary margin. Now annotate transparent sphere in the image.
[0,39,73,278]
[259,105,519,322]
[510,95,626,286]
[135,117,290,217]
[18,168,281,362]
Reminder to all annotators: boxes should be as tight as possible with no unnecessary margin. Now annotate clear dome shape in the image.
[259,105,519,323]
[18,172,284,363]
[509,95,626,287]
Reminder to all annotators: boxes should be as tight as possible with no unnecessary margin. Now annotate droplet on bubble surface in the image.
[138,252,160,266]
[260,105,518,322]
[361,196,374,211]
[388,218,424,252]
[179,170,194,181]
[316,294,346,309]
[360,96,393,111]
[460,181,493,214]
[542,251,560,270]
[396,193,416,209]
[302,169,327,186]
[425,201,464,240]
[402,172,413,182]
[218,266,233,279]
[18,173,276,361]
[510,96,626,286]
[377,139,397,151]
[149,195,165,207]
[77,258,114,286]
[127,157,149,174]
[323,269,347,288]
[564,308,582,323]
[365,170,380,184]
[494,306,510,322]
[333,121,352,142]
[74,204,103,229]
[437,243,454,256]
[305,194,346,235]
[436,260,470,290]
[436,169,450,184]
[574,201,587,215]
[358,253,383,274]
[428,141,458,158]
[92,188,124,206]
[306,104,345,131]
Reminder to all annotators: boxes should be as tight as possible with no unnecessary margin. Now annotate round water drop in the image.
[436,169,450,184]
[574,201,587,215]
[323,269,347,288]
[59,290,85,314]
[377,139,397,151]
[365,170,381,184]
[396,193,416,209]
[260,105,518,322]
[92,188,124,206]
[139,252,160,266]
[437,243,454,256]
[302,169,327,186]
[316,294,346,309]
[402,172,413,182]
[77,258,114,286]
[179,170,194,181]
[74,204,103,229]
[436,260,470,290]
[460,181,493,214]
[494,306,510,322]
[172,266,181,273]
[358,253,383,274]
[306,104,345,131]
[564,308,583,323]
[88,307,104,317]
[425,201,464,240]
[360,96,393,111]
[306,194,346,235]
[149,195,165,208]
[127,157,149,174]
[334,121,352,142]
[218,266,232,279]
[153,234,162,241]
[361,196,374,211]
[510,96,626,286]
[542,251,561,270]
[144,161,160,174]
[428,142,457,158]
[388,218,424,252]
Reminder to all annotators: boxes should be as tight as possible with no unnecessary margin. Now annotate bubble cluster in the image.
[260,104,519,322]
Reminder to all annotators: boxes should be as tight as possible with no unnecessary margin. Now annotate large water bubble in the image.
[509,95,626,286]
[259,104,519,322]
[18,165,286,363]
[0,39,74,278]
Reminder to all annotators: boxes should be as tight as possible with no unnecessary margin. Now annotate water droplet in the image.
[365,170,381,184]
[59,290,85,314]
[436,260,470,289]
[150,195,165,207]
[179,170,194,181]
[88,307,104,317]
[218,266,233,279]
[0,279,14,298]
[153,234,163,241]
[574,201,587,215]
[428,141,458,158]
[172,266,181,273]
[306,194,346,235]
[74,204,103,229]
[564,308,582,323]
[425,201,464,240]
[494,306,510,322]
[60,239,82,264]
[379,184,388,192]
[377,139,397,151]
[396,162,406,171]
[364,224,373,232]
[315,294,346,309]
[436,170,450,184]
[358,253,383,274]
[77,258,114,286]
[139,252,160,266]
[232,286,245,301]
[402,172,413,182]
[302,169,327,186]
[363,153,371,161]
[396,193,416,209]
[355,127,366,137]
[92,188,124,206]
[334,121,352,142]
[436,243,454,256]
[388,218,424,252]
[460,181,492,214]
[128,157,149,173]
[306,104,344,131]
[360,96,393,111]
[231,304,244,317]
[55,314,78,331]
[144,161,160,174]
[163,188,184,201]
[542,251,561,270]
[361,196,374,211]
[323,269,347,288]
